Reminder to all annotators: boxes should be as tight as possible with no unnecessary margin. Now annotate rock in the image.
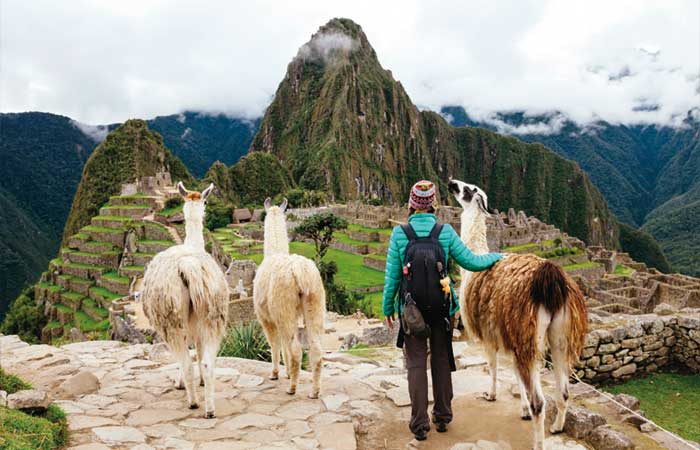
[653,303,677,315]
[387,387,411,407]
[545,436,587,450]
[450,445,476,450]
[621,414,647,428]
[587,425,634,450]
[340,333,360,350]
[68,444,112,450]
[612,363,637,378]
[125,408,191,426]
[148,342,172,362]
[235,374,264,388]
[60,370,100,397]
[276,400,322,420]
[640,422,656,433]
[223,413,284,430]
[456,355,487,369]
[69,327,87,342]
[563,405,607,439]
[613,393,640,411]
[322,393,349,411]
[111,315,146,344]
[316,422,357,450]
[69,415,119,431]
[7,389,50,410]
[361,324,397,346]
[0,390,6,407]
[93,426,146,444]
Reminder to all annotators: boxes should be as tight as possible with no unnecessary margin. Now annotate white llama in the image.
[448,179,587,450]
[142,182,229,418]
[253,198,326,398]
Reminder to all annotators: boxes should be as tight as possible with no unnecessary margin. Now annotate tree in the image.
[293,213,348,263]
[1,287,46,344]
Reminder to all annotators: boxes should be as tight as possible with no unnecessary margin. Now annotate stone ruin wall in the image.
[576,314,700,382]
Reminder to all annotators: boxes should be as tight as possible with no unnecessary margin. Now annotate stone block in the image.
[587,425,635,450]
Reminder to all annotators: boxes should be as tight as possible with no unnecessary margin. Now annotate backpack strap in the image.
[401,224,418,242]
[428,223,443,242]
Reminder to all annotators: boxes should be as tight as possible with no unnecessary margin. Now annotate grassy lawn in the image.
[614,264,636,276]
[605,372,700,442]
[0,368,68,450]
[563,261,601,271]
[347,223,392,236]
[503,239,555,252]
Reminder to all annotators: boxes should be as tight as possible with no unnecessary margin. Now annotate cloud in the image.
[70,120,109,142]
[486,113,568,135]
[296,31,357,62]
[1,0,697,128]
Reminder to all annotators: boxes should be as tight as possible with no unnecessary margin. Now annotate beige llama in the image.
[142,182,229,418]
[253,198,326,398]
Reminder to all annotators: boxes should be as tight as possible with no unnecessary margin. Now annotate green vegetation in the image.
[293,213,349,262]
[88,286,122,302]
[1,288,46,343]
[503,240,555,253]
[219,321,271,361]
[347,224,392,236]
[343,343,381,359]
[619,222,671,273]
[613,265,635,276]
[606,372,700,442]
[0,368,68,450]
[643,199,700,276]
[563,261,601,271]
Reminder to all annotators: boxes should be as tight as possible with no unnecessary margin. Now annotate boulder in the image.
[563,405,607,439]
[361,324,397,346]
[111,315,146,344]
[0,390,6,407]
[613,393,640,411]
[653,303,677,315]
[340,333,360,350]
[7,389,51,410]
[587,425,635,450]
[59,370,100,397]
[69,327,87,342]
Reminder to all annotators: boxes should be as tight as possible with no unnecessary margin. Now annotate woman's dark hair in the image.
[409,206,436,216]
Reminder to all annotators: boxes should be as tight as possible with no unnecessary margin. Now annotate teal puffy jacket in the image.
[381,213,502,317]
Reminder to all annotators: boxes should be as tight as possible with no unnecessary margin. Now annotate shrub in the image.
[164,196,183,210]
[0,368,32,394]
[219,321,271,361]
[205,200,233,230]
[1,288,45,344]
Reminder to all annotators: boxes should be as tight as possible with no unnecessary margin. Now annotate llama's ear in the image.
[280,198,288,212]
[264,197,272,211]
[177,182,188,198]
[476,194,490,216]
[201,183,215,200]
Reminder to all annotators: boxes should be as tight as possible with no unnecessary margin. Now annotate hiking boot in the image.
[435,422,448,433]
[414,428,428,441]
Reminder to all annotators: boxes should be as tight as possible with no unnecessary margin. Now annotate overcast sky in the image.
[1,0,698,127]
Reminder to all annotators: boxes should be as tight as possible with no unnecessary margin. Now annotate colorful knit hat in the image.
[409,180,437,210]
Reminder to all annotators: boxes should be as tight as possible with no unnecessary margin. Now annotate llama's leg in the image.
[481,343,498,401]
[201,340,218,418]
[523,363,546,450]
[286,335,302,395]
[176,344,199,409]
[513,365,532,420]
[260,319,280,380]
[302,290,324,399]
[548,311,570,434]
[195,337,205,387]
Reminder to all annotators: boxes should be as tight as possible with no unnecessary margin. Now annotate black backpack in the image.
[399,223,450,326]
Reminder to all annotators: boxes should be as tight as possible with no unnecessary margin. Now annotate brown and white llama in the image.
[142,182,229,418]
[448,179,588,450]
[253,198,326,398]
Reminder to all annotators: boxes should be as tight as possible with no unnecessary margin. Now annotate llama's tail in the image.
[530,260,568,316]
[178,257,208,318]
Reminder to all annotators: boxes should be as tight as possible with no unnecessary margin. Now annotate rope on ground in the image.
[569,370,699,450]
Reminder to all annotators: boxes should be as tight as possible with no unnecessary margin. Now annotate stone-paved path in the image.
[0,334,599,450]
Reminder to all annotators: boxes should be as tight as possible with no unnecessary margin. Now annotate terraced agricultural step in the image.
[60,262,110,279]
[76,240,117,254]
[132,252,155,267]
[99,204,153,219]
[119,265,145,278]
[81,298,109,322]
[88,286,124,309]
[67,232,90,249]
[35,282,63,304]
[83,225,126,246]
[143,221,176,241]
[99,272,131,296]
[137,240,173,254]
[109,194,160,209]
[73,309,110,334]
[63,249,120,269]
[60,291,85,310]
[91,215,132,229]
[56,274,94,296]
[53,304,74,325]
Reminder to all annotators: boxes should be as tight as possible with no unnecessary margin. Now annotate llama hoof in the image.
[286,387,296,395]
[521,413,532,421]
[269,373,279,381]
[175,384,185,390]
[480,392,497,401]
[205,411,216,419]
[199,379,205,387]
[189,403,199,409]
[308,392,319,400]
[550,426,564,434]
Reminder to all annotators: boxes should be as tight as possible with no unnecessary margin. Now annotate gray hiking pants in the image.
[403,321,454,434]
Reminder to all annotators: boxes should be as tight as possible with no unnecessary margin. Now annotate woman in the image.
[382,180,502,441]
